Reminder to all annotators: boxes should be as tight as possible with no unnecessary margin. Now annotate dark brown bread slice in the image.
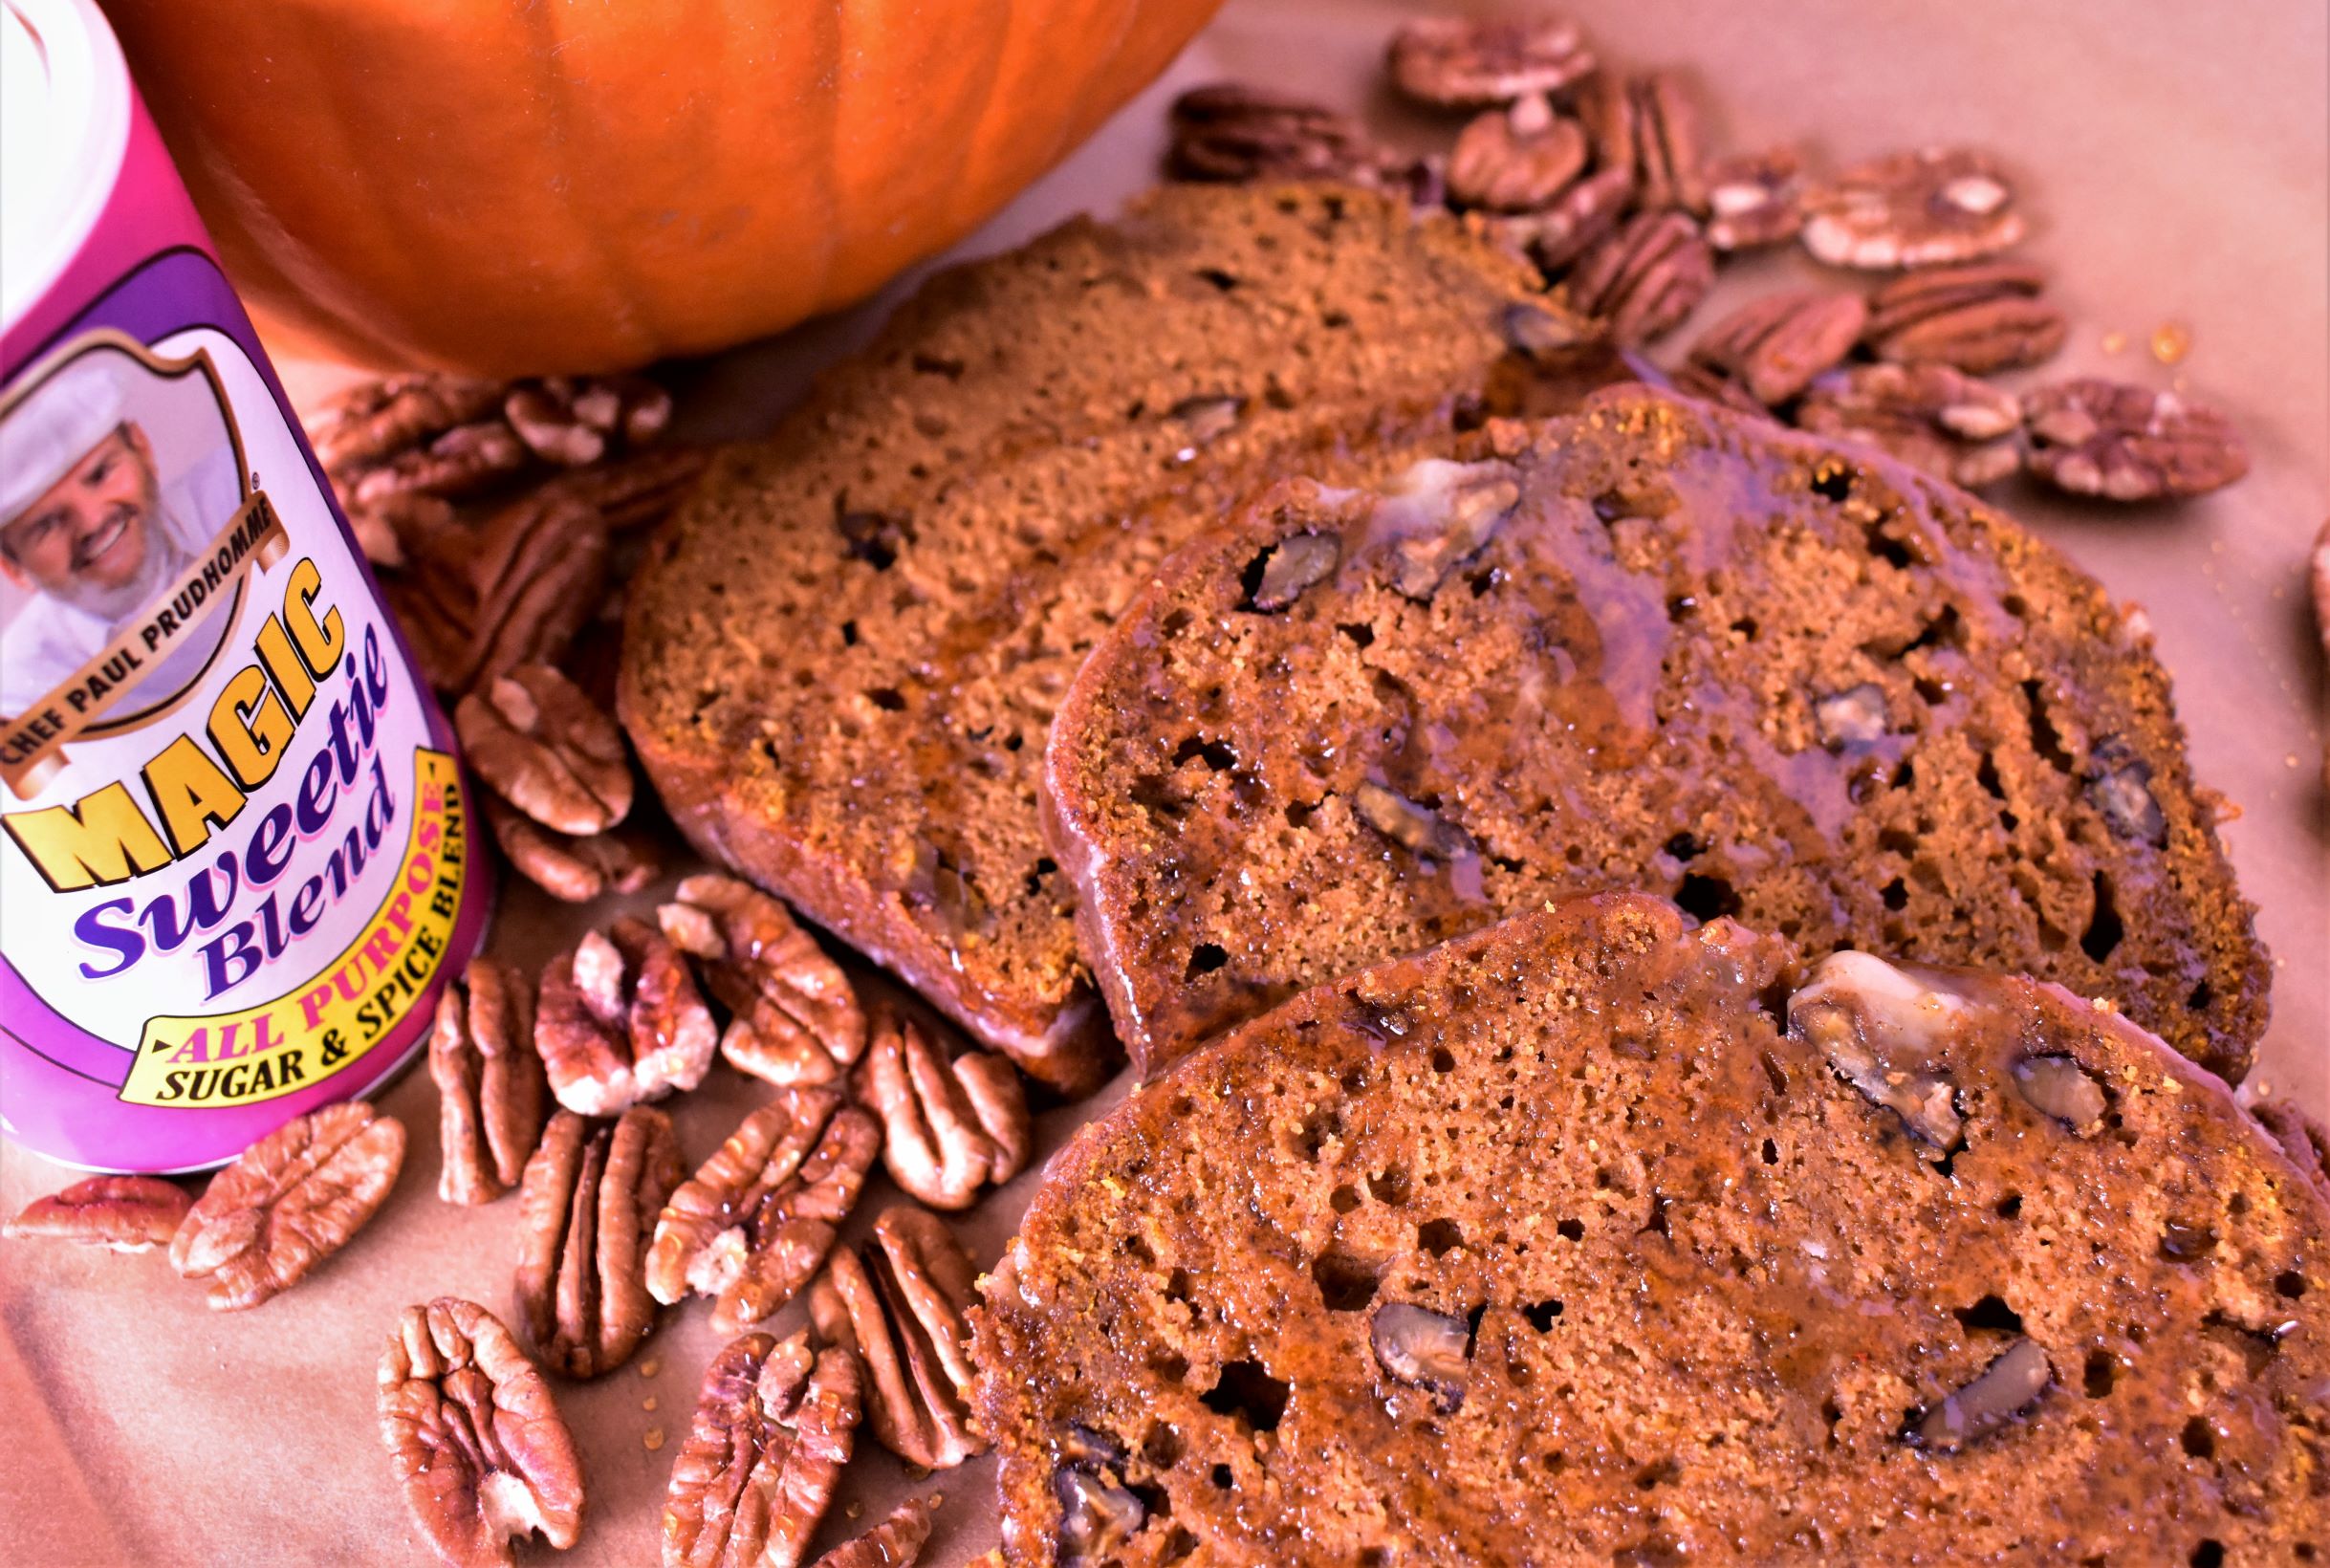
[973,893,2330,1565]
[1047,386,2269,1082]
[621,182,1605,1093]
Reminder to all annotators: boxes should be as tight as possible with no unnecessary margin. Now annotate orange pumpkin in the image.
[101,0,1223,374]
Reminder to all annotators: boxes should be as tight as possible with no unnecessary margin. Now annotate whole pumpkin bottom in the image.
[103,0,1226,374]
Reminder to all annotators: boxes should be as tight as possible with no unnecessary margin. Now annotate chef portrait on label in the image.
[0,347,241,721]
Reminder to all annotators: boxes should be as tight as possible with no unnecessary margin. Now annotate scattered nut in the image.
[1505,166,1634,275]
[658,874,868,1087]
[2085,737,2169,847]
[664,1330,862,1568]
[1368,457,1523,599]
[1908,1337,2052,1452]
[347,419,531,507]
[809,1494,939,1568]
[1863,260,2066,374]
[854,1010,1031,1210]
[531,444,709,534]
[378,1296,585,1568]
[810,1207,987,1470]
[1448,95,1588,212]
[646,1087,882,1333]
[502,375,670,467]
[2010,1055,2108,1133]
[1796,362,2023,489]
[1558,210,1714,346]
[2023,378,2250,501]
[1802,147,2025,271]
[535,918,718,1116]
[514,1107,685,1378]
[1688,289,1869,405]
[1578,71,1702,211]
[430,956,546,1205]
[1370,1301,1472,1413]
[455,664,633,837]
[382,490,610,694]
[1166,83,1393,187]
[1812,684,1891,751]
[1249,531,1342,611]
[1386,14,1596,107]
[172,1101,405,1309]
[311,375,507,478]
[1788,952,1967,1158]
[483,798,661,904]
[1696,146,1806,250]
[5,1175,189,1252]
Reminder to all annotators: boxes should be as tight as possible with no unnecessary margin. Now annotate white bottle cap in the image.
[2,0,130,332]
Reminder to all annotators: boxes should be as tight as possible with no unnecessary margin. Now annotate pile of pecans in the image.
[10,864,1039,1567]
[1169,13,2250,505]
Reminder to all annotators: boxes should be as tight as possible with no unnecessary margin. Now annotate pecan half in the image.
[1504,166,1634,276]
[1864,261,2066,373]
[1579,71,1702,211]
[646,1087,882,1334]
[810,1208,985,1471]
[483,798,662,904]
[1697,147,1806,251]
[2022,379,2250,500]
[853,1010,1031,1210]
[431,956,546,1206]
[1166,84,1392,187]
[348,419,533,507]
[345,490,456,571]
[1558,211,1714,346]
[809,1495,938,1568]
[1795,362,2023,489]
[1801,147,2025,271]
[664,1330,863,1568]
[515,1106,685,1378]
[311,375,508,478]
[503,375,671,468]
[379,1297,584,1568]
[1386,14,1596,107]
[456,664,633,837]
[532,445,710,534]
[536,918,719,1116]
[1448,95,1587,212]
[659,875,868,1087]
[6,1175,189,1252]
[1688,290,1870,406]
[384,490,610,694]
[171,1101,405,1309]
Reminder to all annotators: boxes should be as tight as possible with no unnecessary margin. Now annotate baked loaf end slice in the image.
[1047,385,2268,1080]
[973,894,2330,1566]
[621,182,1599,1093]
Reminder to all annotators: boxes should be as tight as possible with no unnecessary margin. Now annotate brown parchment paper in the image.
[5,3,2324,1563]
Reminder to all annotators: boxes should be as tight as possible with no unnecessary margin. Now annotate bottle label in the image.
[0,250,484,1168]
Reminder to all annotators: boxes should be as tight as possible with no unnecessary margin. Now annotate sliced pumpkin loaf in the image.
[1046,385,2268,1081]
[620,182,1607,1093]
[973,893,2329,1565]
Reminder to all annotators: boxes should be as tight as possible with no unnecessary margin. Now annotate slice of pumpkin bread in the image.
[621,182,1603,1092]
[1045,386,2268,1081]
[974,894,2328,1565]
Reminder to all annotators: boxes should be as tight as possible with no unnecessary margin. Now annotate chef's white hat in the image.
[0,350,132,526]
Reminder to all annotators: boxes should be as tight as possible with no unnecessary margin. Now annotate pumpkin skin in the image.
[102,0,1224,374]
